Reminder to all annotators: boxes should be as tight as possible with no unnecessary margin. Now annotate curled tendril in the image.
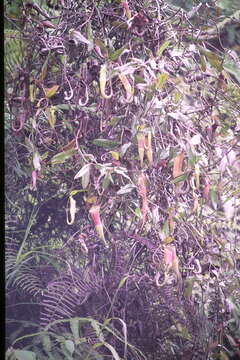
[64,76,74,101]
[78,81,89,106]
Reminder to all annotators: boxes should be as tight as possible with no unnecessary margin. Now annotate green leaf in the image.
[95,39,109,57]
[198,47,223,72]
[92,139,121,148]
[70,318,79,344]
[134,74,145,84]
[162,220,169,236]
[117,183,136,195]
[117,275,129,290]
[24,137,35,152]
[86,22,94,51]
[73,164,91,189]
[223,62,240,84]
[44,85,59,98]
[103,342,121,360]
[156,40,171,57]
[41,151,49,160]
[120,142,131,157]
[114,167,132,181]
[51,149,76,165]
[109,116,124,126]
[109,45,128,61]
[39,56,48,81]
[210,188,219,210]
[175,324,192,340]
[42,334,52,353]
[200,54,207,72]
[82,167,90,189]
[74,164,91,180]
[64,340,75,356]
[188,148,199,167]
[70,189,82,196]
[217,0,240,11]
[46,106,56,129]
[69,29,92,46]
[171,172,190,184]
[14,350,36,360]
[111,151,120,160]
[134,207,141,218]
[155,73,169,89]
[184,278,195,298]
[102,174,111,190]
[56,104,97,112]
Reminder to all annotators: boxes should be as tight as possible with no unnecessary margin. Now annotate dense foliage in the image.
[5,0,240,359]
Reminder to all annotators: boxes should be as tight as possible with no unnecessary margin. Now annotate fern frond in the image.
[40,267,103,329]
[6,239,45,297]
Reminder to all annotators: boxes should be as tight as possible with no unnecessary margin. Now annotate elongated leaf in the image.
[120,142,131,157]
[70,318,79,343]
[86,22,94,51]
[210,188,219,210]
[114,167,132,181]
[117,275,129,289]
[223,62,240,84]
[64,340,75,356]
[200,54,207,72]
[84,195,97,204]
[111,151,120,160]
[82,168,90,189]
[67,196,76,225]
[92,139,120,148]
[156,40,170,57]
[95,39,109,57]
[102,174,111,190]
[184,278,195,298]
[171,172,189,184]
[42,334,52,353]
[109,45,129,61]
[39,57,48,81]
[69,29,92,46]
[134,207,141,218]
[44,85,59,98]
[74,164,91,180]
[103,342,121,360]
[155,73,169,89]
[46,106,56,128]
[189,134,201,145]
[51,149,76,165]
[115,318,128,358]
[14,350,36,360]
[175,324,192,340]
[117,183,136,195]
[199,47,223,72]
